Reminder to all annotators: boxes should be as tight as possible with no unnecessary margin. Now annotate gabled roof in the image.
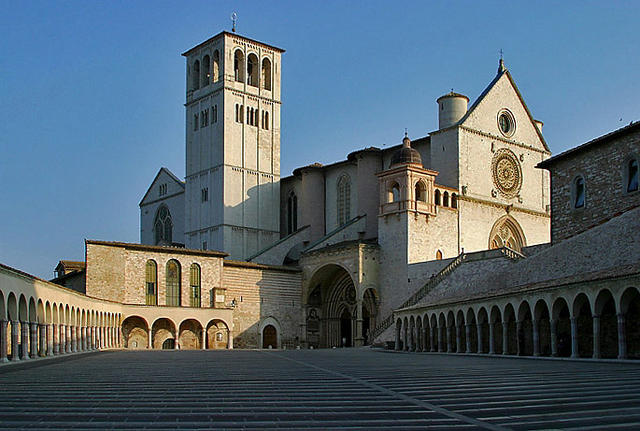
[537,121,640,169]
[139,167,185,207]
[456,62,550,153]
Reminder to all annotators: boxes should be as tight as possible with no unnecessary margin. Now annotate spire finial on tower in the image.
[498,49,506,73]
[231,12,237,33]
[402,129,411,148]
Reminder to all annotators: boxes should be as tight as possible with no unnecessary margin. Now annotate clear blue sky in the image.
[1,1,639,278]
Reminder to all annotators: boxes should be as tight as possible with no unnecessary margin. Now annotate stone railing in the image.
[499,247,525,260]
[370,252,467,341]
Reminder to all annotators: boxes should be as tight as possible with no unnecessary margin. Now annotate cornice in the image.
[458,195,550,218]
[459,126,551,155]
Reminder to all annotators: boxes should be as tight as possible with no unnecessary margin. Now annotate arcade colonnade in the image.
[0,264,124,362]
[0,264,236,362]
[395,279,640,360]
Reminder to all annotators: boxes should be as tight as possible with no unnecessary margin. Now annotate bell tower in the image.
[182,31,284,259]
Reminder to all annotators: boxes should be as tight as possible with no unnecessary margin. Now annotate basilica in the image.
[0,29,638,360]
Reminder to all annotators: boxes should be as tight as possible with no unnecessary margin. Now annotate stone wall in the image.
[222,262,302,348]
[545,127,640,242]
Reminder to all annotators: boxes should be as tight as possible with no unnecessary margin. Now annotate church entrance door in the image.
[263,325,277,348]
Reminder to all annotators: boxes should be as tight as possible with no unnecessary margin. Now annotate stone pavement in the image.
[1,348,640,430]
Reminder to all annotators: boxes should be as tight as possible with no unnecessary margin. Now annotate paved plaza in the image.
[1,349,640,430]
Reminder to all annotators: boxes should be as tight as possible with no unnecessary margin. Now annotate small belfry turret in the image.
[377,133,438,218]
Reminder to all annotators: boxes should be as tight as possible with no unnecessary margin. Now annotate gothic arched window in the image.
[234,50,245,82]
[489,216,525,252]
[435,189,441,206]
[213,50,220,82]
[192,60,200,90]
[247,53,259,87]
[415,181,426,202]
[627,159,638,192]
[154,205,173,246]
[166,259,181,307]
[436,250,443,260]
[287,192,298,234]
[573,176,585,208]
[451,193,458,208]
[443,191,449,207]
[262,57,272,90]
[337,175,351,226]
[202,55,210,87]
[190,263,201,308]
[145,260,157,305]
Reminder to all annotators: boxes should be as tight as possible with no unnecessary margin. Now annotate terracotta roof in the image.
[537,121,640,169]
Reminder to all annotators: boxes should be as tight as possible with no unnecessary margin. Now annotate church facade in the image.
[140,30,551,348]
[4,29,637,362]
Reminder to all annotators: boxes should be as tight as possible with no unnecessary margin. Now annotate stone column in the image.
[447,326,453,353]
[477,323,483,353]
[592,315,600,359]
[47,324,54,356]
[20,322,30,360]
[502,322,509,355]
[394,326,400,350]
[488,322,495,354]
[30,323,38,357]
[201,330,206,350]
[71,326,77,352]
[228,332,233,349]
[66,325,72,353]
[83,327,89,351]
[147,329,152,349]
[465,324,472,353]
[118,327,123,348]
[456,325,462,353]
[516,321,522,356]
[550,319,558,357]
[437,327,444,352]
[617,314,627,359]
[532,319,540,356]
[39,324,46,356]
[570,317,579,358]
[430,327,436,352]
[175,332,180,349]
[354,301,364,347]
[11,321,20,360]
[53,324,59,355]
[60,324,66,353]
[0,320,8,362]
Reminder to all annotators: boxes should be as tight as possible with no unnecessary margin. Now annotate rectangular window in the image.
[194,114,199,131]
[201,187,208,202]
[202,241,207,250]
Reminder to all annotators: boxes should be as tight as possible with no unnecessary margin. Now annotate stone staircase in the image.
[370,252,467,342]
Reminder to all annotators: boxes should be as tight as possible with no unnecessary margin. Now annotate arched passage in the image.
[476,307,489,354]
[178,319,203,350]
[595,290,618,358]
[621,287,640,359]
[206,319,229,349]
[490,306,502,354]
[122,316,148,349]
[552,298,571,357]
[305,264,370,349]
[517,301,533,356]
[152,318,176,350]
[534,299,551,356]
[573,293,593,358]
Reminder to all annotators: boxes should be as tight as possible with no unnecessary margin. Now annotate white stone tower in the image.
[182,31,284,259]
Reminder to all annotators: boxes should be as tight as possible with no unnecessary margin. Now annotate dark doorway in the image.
[162,338,175,350]
[340,309,352,347]
[263,325,277,348]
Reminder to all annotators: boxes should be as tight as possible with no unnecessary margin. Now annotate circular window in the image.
[491,148,522,198]
[497,110,515,137]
